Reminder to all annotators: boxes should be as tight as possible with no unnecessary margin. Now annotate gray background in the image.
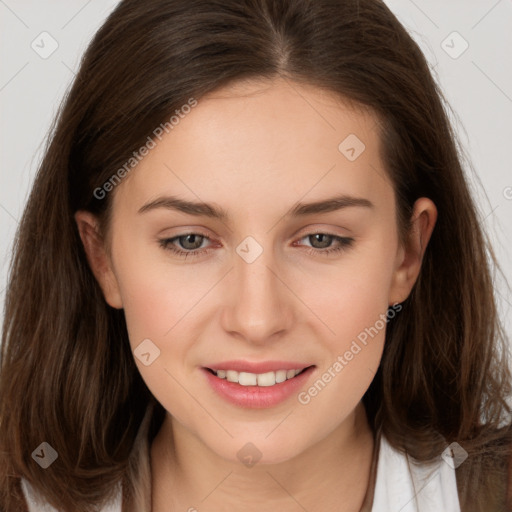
[1,0,511,339]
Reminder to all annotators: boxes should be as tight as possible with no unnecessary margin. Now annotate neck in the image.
[150,401,374,512]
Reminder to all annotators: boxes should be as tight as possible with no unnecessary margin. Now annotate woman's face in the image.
[80,78,434,464]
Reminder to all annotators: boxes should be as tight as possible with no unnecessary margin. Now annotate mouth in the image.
[202,362,316,408]
[205,366,313,387]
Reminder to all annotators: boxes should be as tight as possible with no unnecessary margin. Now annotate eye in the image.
[294,233,355,256]
[158,231,354,259]
[159,232,213,259]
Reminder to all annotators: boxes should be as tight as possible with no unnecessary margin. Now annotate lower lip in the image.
[202,366,316,409]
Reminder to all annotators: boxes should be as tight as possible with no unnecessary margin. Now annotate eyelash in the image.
[158,231,355,260]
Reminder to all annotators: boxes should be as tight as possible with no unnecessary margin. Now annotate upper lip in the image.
[205,360,314,373]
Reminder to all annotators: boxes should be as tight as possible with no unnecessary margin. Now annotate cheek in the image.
[111,233,207,344]
[113,254,203,422]
[110,236,215,408]
[295,260,394,434]
[296,236,397,403]
[301,243,397,346]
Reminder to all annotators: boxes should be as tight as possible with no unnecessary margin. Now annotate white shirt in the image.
[371,433,461,511]
[21,431,461,512]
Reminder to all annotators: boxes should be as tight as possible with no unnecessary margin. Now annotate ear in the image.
[74,210,123,309]
[388,197,437,305]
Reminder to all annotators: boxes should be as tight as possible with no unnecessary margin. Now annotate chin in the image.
[206,434,307,467]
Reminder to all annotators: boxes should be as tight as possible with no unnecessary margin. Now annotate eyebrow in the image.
[138,194,374,221]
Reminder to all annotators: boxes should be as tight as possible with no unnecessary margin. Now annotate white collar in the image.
[371,434,461,512]
[21,477,122,512]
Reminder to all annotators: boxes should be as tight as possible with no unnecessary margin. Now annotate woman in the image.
[1,0,511,510]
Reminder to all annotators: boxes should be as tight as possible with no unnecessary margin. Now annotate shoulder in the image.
[18,402,157,512]
[452,429,512,512]
[371,433,461,512]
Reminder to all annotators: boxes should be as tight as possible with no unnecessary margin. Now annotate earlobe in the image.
[388,198,437,305]
[74,210,123,309]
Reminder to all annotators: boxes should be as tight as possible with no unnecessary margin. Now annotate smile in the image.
[202,364,316,408]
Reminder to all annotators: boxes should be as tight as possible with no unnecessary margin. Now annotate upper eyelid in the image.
[162,230,352,248]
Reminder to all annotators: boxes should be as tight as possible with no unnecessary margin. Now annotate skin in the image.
[76,77,437,511]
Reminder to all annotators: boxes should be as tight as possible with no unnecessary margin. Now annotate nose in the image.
[220,240,295,346]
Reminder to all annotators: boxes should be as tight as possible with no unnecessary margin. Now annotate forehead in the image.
[113,78,393,218]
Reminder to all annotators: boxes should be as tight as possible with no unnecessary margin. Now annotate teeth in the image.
[275,370,287,383]
[226,370,238,383]
[239,372,257,386]
[257,371,275,387]
[212,368,305,387]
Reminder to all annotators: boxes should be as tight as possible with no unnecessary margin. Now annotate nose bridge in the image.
[221,234,293,343]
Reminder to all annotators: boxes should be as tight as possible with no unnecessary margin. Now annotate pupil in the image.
[313,234,330,248]
[183,234,202,249]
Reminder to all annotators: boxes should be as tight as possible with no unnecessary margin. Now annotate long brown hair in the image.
[1,0,511,510]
